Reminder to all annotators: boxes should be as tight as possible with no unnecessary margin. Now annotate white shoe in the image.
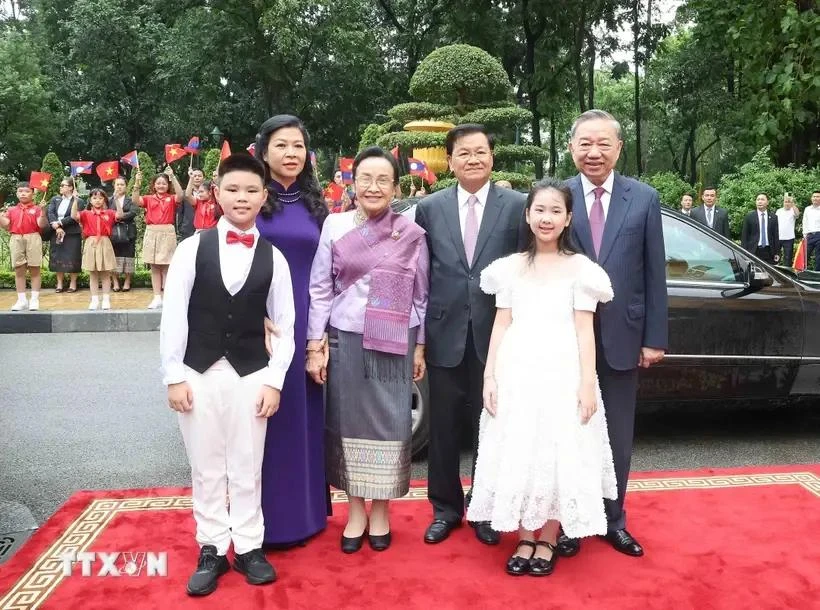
[28,298,39,311]
[147,296,162,310]
[101,296,111,310]
[11,299,27,311]
[88,297,99,311]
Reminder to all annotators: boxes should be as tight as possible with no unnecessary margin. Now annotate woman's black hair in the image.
[254,114,327,226]
[352,146,400,184]
[522,177,580,262]
[87,187,109,206]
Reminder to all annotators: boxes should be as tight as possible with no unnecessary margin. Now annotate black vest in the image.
[183,228,273,377]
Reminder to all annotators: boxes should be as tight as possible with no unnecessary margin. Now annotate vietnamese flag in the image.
[165,144,187,164]
[29,171,52,192]
[121,150,140,168]
[184,136,201,155]
[324,182,344,203]
[96,161,119,182]
[793,238,807,271]
[339,157,354,184]
[70,161,94,177]
[220,140,232,161]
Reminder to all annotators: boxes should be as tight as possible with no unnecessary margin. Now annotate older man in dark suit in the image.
[558,110,668,558]
[691,187,731,239]
[415,124,527,546]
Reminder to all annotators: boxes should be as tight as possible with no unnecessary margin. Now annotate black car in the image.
[408,205,820,456]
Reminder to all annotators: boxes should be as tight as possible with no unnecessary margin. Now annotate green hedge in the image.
[409,44,513,107]
[493,144,547,164]
[202,148,221,179]
[387,102,456,124]
[430,171,533,193]
[459,106,532,129]
[377,131,448,150]
[40,152,63,201]
[644,171,693,209]
[0,269,154,289]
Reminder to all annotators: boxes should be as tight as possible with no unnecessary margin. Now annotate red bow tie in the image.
[226,230,254,248]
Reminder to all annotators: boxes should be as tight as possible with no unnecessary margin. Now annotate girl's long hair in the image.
[523,177,581,262]
[150,174,173,195]
[254,114,327,226]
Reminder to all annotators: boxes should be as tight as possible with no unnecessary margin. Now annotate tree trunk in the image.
[531,105,544,179]
[549,111,557,175]
[633,0,643,176]
[688,126,697,184]
[587,31,596,110]
[575,1,588,112]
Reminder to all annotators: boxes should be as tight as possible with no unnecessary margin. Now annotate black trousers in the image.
[598,357,640,533]
[780,239,794,267]
[806,234,820,271]
[754,245,774,264]
[426,325,485,524]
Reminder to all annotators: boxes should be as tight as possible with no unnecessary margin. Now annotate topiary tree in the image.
[375,44,547,184]
[40,152,64,201]
[202,148,220,180]
[409,45,513,109]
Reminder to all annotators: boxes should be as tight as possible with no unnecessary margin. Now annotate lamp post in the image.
[210,127,223,146]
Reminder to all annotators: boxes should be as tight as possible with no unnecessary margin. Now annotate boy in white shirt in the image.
[160,154,295,596]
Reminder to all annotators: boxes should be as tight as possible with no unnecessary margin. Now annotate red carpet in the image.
[1,465,819,610]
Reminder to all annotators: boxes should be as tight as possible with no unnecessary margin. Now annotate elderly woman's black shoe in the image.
[506,540,536,576]
[368,531,391,551]
[341,532,365,554]
[529,541,558,576]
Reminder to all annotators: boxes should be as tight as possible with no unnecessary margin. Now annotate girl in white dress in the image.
[466,178,618,577]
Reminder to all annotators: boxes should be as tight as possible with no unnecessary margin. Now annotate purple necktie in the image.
[464,195,479,264]
[589,187,606,256]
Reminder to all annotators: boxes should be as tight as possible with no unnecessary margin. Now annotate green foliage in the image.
[377,131,447,150]
[0,30,57,175]
[359,123,389,151]
[715,148,820,239]
[493,145,547,164]
[409,44,512,108]
[459,106,532,129]
[0,269,153,289]
[387,102,456,124]
[0,174,18,205]
[40,152,63,201]
[202,149,221,181]
[644,172,694,209]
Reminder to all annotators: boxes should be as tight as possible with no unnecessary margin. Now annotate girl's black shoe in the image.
[506,540,536,576]
[529,541,558,576]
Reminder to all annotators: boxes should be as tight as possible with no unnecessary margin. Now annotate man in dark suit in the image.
[691,186,731,239]
[679,193,693,216]
[559,110,668,558]
[740,193,780,264]
[415,124,527,546]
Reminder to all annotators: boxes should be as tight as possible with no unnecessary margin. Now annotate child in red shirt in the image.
[132,166,184,309]
[72,188,117,310]
[191,182,220,231]
[0,182,47,311]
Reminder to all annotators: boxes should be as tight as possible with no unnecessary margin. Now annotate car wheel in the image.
[411,373,430,458]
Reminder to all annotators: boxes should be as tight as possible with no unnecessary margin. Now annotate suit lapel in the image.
[442,188,469,271]
[570,176,595,258]
[598,173,633,265]
[471,185,503,268]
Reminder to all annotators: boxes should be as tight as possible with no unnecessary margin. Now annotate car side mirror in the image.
[746,262,773,289]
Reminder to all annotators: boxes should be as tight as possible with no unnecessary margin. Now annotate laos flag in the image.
[69,161,94,177]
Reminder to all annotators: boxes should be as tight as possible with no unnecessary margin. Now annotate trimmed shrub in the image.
[644,171,693,209]
[40,152,64,201]
[377,131,448,150]
[125,152,158,195]
[430,171,533,193]
[493,144,547,164]
[459,106,533,129]
[409,44,513,108]
[202,148,221,179]
[387,102,457,124]
[359,123,389,151]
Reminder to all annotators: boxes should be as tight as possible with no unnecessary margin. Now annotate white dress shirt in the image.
[457,181,490,238]
[57,197,72,220]
[775,207,798,240]
[803,205,820,236]
[580,171,615,220]
[160,217,295,390]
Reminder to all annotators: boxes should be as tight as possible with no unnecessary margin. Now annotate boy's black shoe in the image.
[233,548,277,585]
[186,545,229,596]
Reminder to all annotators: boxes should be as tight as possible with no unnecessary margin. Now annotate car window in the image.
[663,215,744,282]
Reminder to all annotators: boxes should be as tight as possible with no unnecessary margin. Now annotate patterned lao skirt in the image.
[325,327,417,500]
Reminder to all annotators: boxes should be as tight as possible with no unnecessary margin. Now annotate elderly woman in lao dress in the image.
[307,146,429,554]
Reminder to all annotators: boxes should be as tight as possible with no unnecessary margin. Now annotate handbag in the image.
[111,222,130,244]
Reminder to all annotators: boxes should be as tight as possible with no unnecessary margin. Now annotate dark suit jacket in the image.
[178,197,196,240]
[569,173,668,371]
[415,184,527,367]
[741,209,780,255]
[691,205,731,239]
[108,196,139,240]
[46,196,86,235]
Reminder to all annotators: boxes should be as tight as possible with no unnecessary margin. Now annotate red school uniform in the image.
[7,204,42,234]
[193,199,219,230]
[78,208,117,238]
[143,194,178,225]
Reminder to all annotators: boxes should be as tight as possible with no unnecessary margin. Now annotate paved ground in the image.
[0,287,154,311]
[2,332,819,561]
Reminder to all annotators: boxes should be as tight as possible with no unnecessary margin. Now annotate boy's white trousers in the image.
[178,359,269,555]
